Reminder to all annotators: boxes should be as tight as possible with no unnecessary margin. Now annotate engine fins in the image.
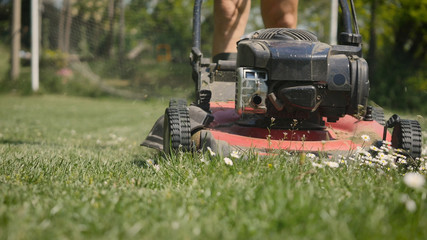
[251,28,318,42]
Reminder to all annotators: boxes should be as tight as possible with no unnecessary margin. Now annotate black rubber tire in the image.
[372,107,386,126]
[163,106,192,154]
[391,119,422,159]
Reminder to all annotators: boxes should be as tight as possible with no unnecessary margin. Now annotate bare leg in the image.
[212,0,251,57]
[261,0,299,28]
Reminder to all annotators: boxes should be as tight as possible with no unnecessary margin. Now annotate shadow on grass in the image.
[0,139,41,145]
[132,151,162,169]
[132,159,149,168]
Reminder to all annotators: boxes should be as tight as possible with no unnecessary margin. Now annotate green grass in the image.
[0,95,426,240]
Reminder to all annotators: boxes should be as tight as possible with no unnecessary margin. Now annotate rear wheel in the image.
[391,119,422,159]
[163,101,192,155]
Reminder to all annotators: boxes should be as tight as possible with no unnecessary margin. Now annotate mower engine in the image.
[235,28,369,126]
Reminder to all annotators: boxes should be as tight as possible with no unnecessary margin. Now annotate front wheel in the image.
[163,105,192,155]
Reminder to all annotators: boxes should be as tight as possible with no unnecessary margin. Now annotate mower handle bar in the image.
[192,0,202,51]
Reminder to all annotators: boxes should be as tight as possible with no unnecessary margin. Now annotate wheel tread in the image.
[372,107,386,126]
[163,100,192,153]
[392,119,422,159]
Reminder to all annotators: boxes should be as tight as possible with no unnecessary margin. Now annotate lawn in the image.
[0,94,426,240]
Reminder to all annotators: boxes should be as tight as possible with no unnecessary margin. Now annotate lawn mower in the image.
[142,0,422,159]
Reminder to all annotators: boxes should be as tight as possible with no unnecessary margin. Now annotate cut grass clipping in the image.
[0,95,426,240]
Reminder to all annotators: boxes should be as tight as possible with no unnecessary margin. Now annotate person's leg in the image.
[212,0,251,57]
[261,0,298,28]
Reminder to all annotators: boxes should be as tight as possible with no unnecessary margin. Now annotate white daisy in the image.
[200,156,209,164]
[207,146,216,156]
[405,199,417,212]
[224,157,233,166]
[403,173,425,189]
[361,135,370,142]
[379,159,388,166]
[230,151,241,159]
[377,152,386,159]
[370,145,380,152]
[398,158,407,164]
[312,162,324,168]
[324,161,339,168]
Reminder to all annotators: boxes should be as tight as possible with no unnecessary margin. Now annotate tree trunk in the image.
[119,0,125,58]
[105,0,116,57]
[64,0,72,54]
[58,0,65,51]
[119,0,125,77]
[11,0,22,80]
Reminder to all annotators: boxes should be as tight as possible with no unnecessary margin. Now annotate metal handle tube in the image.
[192,0,202,50]
[339,0,353,34]
[349,0,360,34]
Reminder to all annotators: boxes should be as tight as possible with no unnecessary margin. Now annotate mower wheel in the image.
[391,119,422,159]
[163,105,192,154]
[372,107,385,126]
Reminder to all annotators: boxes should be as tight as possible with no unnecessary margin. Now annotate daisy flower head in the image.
[357,148,371,157]
[312,162,324,168]
[380,145,390,152]
[370,145,380,152]
[200,156,209,164]
[306,153,316,160]
[397,158,407,164]
[389,162,397,168]
[405,199,417,212]
[379,159,388,166]
[270,117,276,123]
[377,152,386,160]
[207,146,216,156]
[230,150,241,159]
[324,161,339,168]
[361,134,370,142]
[403,172,425,189]
[224,157,233,166]
[283,132,288,139]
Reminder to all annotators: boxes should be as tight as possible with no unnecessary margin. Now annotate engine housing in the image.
[235,28,369,124]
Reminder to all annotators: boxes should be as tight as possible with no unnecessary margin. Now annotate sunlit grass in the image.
[0,95,426,240]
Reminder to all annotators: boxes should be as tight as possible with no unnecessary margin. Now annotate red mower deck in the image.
[202,101,391,154]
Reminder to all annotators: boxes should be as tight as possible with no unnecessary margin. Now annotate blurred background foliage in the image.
[0,0,425,113]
